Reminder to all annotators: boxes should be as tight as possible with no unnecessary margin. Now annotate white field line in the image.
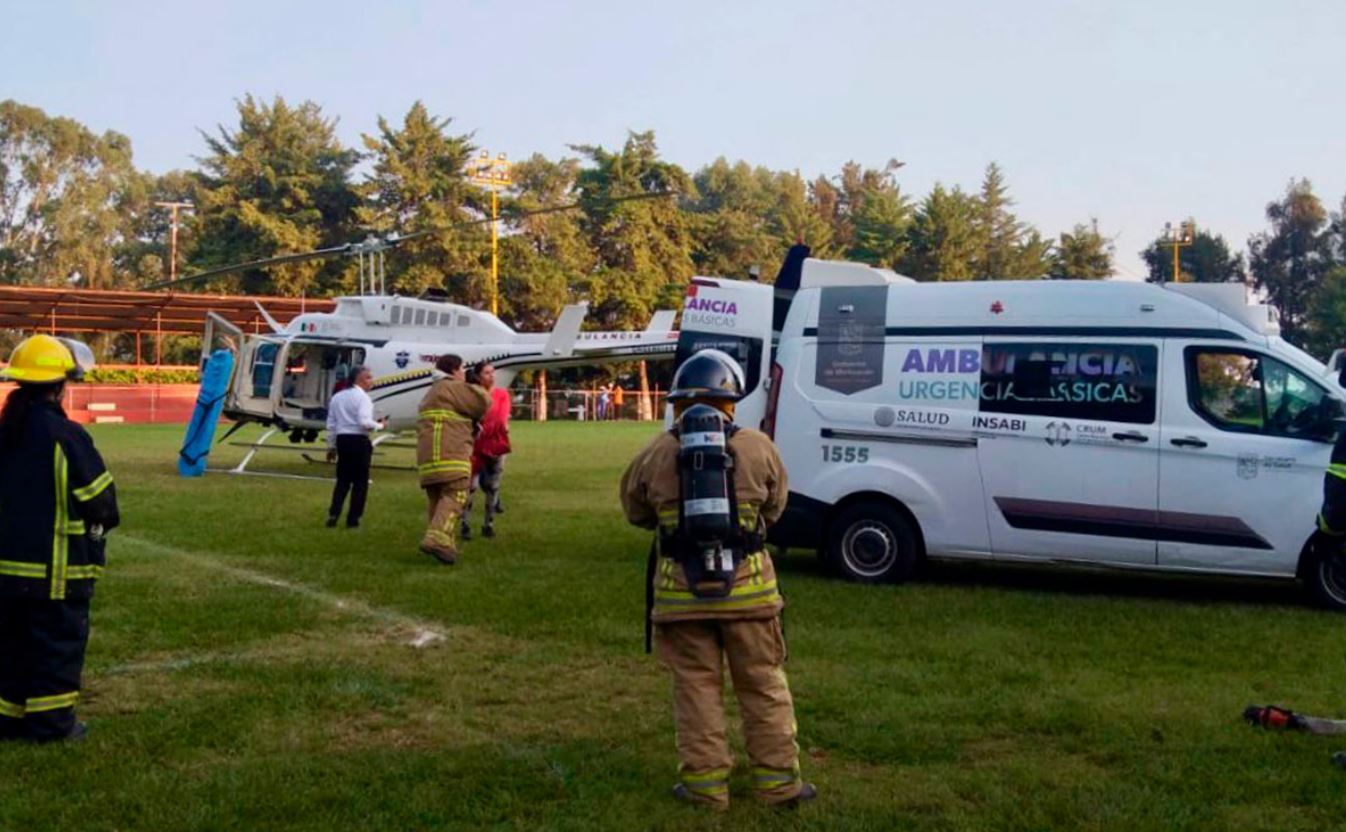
[114,534,448,654]
[104,650,271,677]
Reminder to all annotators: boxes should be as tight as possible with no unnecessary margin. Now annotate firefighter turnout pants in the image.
[0,597,89,742]
[655,617,802,808]
[422,478,469,556]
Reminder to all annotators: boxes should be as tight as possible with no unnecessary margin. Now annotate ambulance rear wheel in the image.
[827,501,919,584]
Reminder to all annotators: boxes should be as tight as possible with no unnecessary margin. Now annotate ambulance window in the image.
[1189,349,1328,438]
[674,332,764,396]
[981,342,1158,424]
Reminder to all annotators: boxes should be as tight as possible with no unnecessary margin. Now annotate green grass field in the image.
[3,421,1346,830]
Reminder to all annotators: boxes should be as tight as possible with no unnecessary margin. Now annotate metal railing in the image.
[510,390,667,421]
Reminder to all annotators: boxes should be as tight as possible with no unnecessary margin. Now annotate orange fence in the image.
[0,384,198,425]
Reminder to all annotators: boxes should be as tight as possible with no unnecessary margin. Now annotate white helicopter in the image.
[159,194,683,475]
[205,290,675,433]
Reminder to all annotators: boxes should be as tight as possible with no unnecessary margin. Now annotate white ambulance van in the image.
[675,255,1346,609]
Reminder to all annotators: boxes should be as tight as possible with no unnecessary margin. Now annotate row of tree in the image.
[3,96,1345,356]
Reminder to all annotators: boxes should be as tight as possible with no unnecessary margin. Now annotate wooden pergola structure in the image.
[0,286,335,364]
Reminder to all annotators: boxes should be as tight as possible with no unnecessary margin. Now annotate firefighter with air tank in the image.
[620,349,816,810]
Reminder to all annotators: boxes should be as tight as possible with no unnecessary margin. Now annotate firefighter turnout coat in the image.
[620,426,789,621]
[416,379,491,486]
[0,401,119,599]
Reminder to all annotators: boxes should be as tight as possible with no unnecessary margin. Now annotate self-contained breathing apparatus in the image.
[642,349,756,652]
[664,403,763,598]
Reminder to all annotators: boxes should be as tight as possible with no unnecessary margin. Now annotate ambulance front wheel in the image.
[1306,547,1346,612]
[827,501,920,584]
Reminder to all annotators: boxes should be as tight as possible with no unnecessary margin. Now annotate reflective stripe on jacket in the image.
[0,401,119,599]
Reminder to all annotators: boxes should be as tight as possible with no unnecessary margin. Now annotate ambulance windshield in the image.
[674,332,764,396]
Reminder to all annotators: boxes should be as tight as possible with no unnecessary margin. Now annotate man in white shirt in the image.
[325,366,385,528]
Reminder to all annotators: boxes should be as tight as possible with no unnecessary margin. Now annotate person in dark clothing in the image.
[0,335,119,743]
[325,366,385,529]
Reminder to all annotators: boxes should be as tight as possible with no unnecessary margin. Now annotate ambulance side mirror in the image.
[1328,349,1346,384]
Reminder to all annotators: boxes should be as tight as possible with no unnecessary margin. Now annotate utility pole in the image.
[1164,220,1195,282]
[155,201,194,285]
[468,152,513,316]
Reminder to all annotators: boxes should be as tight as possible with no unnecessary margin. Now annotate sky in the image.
[4,0,1345,280]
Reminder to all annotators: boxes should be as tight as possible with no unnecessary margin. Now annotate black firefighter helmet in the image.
[667,349,746,403]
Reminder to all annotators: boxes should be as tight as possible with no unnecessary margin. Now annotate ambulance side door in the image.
[976,339,1163,565]
[1156,343,1334,576]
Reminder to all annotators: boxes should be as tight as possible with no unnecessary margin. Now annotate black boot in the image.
[775,783,818,808]
[28,721,88,744]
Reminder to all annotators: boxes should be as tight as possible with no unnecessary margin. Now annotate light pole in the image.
[1163,220,1195,283]
[468,152,513,316]
[155,201,194,286]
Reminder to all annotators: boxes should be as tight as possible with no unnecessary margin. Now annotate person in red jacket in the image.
[461,360,511,539]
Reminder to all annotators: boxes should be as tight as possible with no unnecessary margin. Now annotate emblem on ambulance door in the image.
[838,321,865,357]
[1044,421,1072,447]
[1237,454,1260,480]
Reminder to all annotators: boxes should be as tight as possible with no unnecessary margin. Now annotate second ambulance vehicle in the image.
[675,248,1346,609]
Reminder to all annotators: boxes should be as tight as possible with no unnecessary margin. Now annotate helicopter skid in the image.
[210,427,412,480]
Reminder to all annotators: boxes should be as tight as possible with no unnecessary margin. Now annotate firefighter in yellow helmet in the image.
[620,349,816,810]
[0,335,118,743]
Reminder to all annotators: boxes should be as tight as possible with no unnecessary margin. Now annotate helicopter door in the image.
[203,312,247,409]
[228,332,287,419]
[203,312,243,369]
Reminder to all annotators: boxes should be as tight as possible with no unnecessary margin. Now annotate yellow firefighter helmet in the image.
[1,335,80,384]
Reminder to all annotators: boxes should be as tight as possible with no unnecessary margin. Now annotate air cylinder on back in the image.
[677,403,735,543]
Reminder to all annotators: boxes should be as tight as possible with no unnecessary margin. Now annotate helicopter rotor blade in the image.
[144,244,353,292]
[145,190,675,293]
[395,190,675,245]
